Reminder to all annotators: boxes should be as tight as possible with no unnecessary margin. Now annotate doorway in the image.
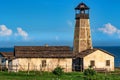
[72,58,83,71]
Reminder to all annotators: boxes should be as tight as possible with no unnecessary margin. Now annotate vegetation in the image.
[84,66,96,76]
[83,66,96,80]
[52,66,64,77]
[0,70,120,80]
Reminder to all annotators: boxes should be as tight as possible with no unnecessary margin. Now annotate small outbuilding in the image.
[73,49,114,71]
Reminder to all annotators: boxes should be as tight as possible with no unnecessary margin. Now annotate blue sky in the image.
[0,0,120,47]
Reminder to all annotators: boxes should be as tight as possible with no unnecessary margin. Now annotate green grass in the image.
[0,71,83,80]
[0,71,120,80]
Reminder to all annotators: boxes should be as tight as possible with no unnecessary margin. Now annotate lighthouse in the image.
[73,2,93,54]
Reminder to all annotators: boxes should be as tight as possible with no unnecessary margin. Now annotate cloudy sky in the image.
[0,0,120,47]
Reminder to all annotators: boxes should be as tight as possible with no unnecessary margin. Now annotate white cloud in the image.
[0,25,12,36]
[98,23,120,35]
[15,27,28,40]
[67,20,73,27]
[0,25,30,41]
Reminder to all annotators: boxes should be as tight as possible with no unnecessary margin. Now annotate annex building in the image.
[0,2,114,72]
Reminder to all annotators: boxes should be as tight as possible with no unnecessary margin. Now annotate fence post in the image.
[0,65,2,72]
[73,64,75,72]
[16,64,17,72]
[34,65,35,74]
[39,65,41,71]
[28,63,30,74]
[47,64,49,76]
[40,64,42,75]
[80,65,82,72]
[66,64,67,72]
[8,64,9,73]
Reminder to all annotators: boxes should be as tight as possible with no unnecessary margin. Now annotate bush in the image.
[52,66,64,77]
[83,67,96,80]
[84,68,96,76]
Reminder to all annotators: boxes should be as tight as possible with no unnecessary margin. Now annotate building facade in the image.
[83,49,114,71]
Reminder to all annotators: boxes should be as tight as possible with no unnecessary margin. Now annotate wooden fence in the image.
[0,64,82,73]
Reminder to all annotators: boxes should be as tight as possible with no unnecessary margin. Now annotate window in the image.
[106,60,110,66]
[2,59,4,63]
[90,60,95,67]
[42,60,46,67]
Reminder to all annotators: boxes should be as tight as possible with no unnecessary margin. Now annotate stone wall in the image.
[12,58,72,72]
[74,19,92,53]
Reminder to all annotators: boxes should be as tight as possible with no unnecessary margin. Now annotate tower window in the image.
[106,60,110,66]
[90,60,95,67]
[42,60,46,67]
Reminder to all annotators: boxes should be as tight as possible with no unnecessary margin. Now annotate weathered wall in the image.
[12,58,72,72]
[74,19,92,53]
[83,50,114,71]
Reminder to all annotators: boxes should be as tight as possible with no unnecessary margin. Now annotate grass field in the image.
[0,71,120,80]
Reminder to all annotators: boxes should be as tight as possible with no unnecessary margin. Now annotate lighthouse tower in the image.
[73,2,93,54]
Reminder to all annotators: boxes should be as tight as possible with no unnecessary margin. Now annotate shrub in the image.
[52,66,64,77]
[83,67,96,80]
[84,68,96,76]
